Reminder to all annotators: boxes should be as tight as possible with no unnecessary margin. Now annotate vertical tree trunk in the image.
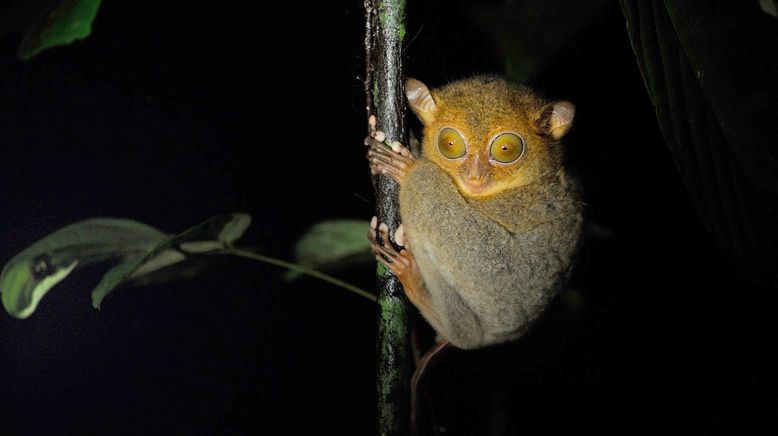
[364,0,411,435]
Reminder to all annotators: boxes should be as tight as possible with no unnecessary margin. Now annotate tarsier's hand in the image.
[365,115,415,187]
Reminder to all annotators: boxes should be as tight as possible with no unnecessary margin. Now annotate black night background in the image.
[1,1,776,434]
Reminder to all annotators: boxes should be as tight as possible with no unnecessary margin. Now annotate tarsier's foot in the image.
[368,217,425,303]
[365,115,415,186]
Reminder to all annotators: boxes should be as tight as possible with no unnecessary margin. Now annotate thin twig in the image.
[215,247,376,303]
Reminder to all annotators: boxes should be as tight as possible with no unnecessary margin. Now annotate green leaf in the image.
[1,0,104,60]
[0,218,167,318]
[216,213,252,245]
[0,214,252,318]
[285,219,372,281]
[91,213,251,309]
[760,0,778,18]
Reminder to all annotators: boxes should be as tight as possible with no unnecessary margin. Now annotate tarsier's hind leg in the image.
[367,217,444,330]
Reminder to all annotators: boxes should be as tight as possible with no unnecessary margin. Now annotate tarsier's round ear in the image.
[405,78,438,126]
[536,101,575,140]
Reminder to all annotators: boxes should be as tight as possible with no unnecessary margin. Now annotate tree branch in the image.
[365,0,412,434]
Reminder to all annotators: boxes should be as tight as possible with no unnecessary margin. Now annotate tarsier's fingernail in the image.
[364,137,370,145]
[370,216,377,229]
[368,115,376,126]
[378,223,389,233]
[391,141,402,153]
[374,131,386,142]
[395,225,405,246]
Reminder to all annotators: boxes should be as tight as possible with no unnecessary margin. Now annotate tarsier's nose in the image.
[466,154,488,182]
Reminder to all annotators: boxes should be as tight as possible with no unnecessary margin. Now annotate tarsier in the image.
[367,76,582,350]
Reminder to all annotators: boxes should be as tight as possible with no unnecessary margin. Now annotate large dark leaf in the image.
[620,0,778,289]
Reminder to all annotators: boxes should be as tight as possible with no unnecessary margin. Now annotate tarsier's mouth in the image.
[459,179,495,197]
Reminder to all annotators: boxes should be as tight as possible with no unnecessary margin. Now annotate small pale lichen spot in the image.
[372,82,380,110]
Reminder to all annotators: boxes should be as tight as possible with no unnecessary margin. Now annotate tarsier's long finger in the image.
[395,224,406,248]
[368,153,411,172]
[366,141,394,159]
[390,251,410,270]
[366,141,401,171]
[393,228,412,267]
[374,254,389,268]
[368,145,414,167]
[364,134,387,148]
[368,219,400,261]
[376,165,407,182]
[375,254,406,279]
[366,136,415,171]
[388,141,414,160]
[375,248,408,276]
[366,146,391,161]
[367,219,381,245]
[380,149,415,168]
[396,144,413,158]
[398,248,414,266]
[366,116,382,141]
[368,154,395,172]
[369,159,409,178]
[369,152,409,169]
[367,219,386,251]
[368,152,410,180]
[368,115,377,135]
[392,225,414,269]
[371,239,399,260]
[364,115,385,148]
[366,134,407,156]
[377,223,402,255]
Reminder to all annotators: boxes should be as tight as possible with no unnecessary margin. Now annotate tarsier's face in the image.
[428,114,531,198]
[406,77,574,198]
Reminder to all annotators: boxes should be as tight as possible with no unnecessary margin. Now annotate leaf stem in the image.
[216,247,377,303]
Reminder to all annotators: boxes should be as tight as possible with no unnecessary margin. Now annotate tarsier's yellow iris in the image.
[437,128,466,159]
[489,132,524,163]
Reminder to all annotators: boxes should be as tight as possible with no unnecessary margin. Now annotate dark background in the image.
[1,0,775,434]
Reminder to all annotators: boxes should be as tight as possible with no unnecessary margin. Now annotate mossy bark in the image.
[364,0,411,434]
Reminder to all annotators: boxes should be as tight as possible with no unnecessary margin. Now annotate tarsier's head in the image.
[405,76,574,198]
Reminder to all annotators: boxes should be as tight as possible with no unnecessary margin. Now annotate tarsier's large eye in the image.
[489,132,525,163]
[437,128,466,159]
